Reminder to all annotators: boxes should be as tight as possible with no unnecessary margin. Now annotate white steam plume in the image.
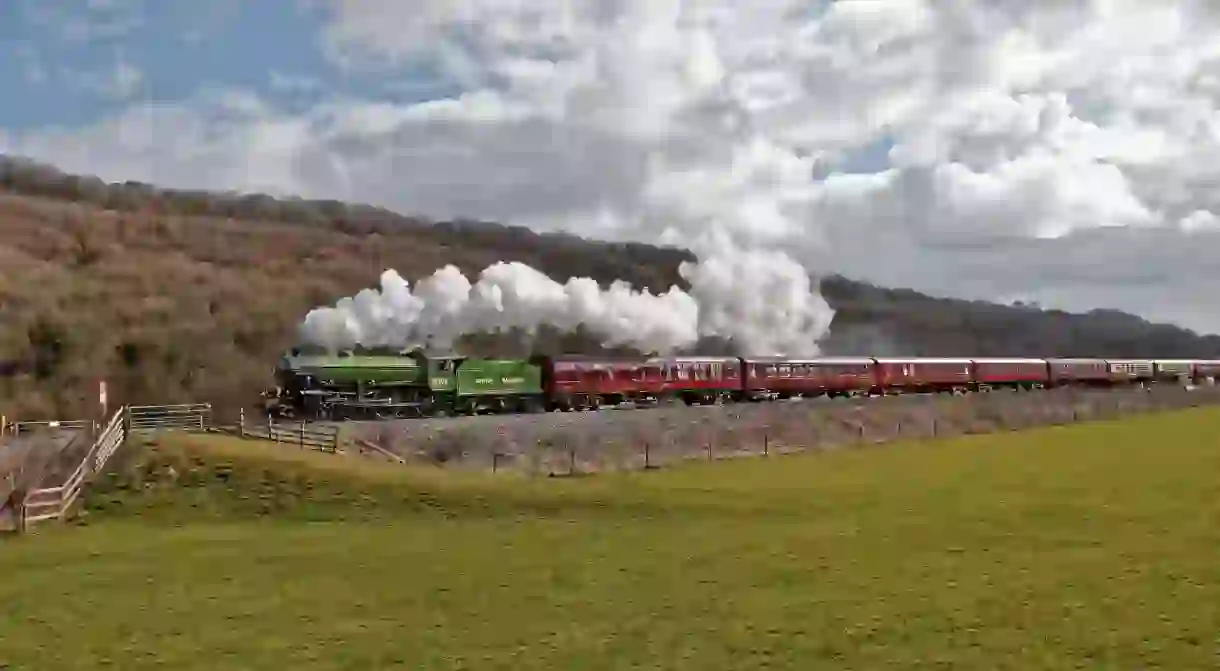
[298,243,834,356]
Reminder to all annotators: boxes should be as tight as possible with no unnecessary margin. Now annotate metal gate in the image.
[125,403,212,433]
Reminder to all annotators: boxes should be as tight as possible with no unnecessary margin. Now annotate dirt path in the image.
[1,431,81,498]
[0,437,36,480]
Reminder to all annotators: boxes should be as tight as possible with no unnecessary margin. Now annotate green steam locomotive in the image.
[263,347,548,420]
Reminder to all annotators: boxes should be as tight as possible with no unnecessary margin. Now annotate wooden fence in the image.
[8,404,209,529]
[236,408,339,453]
[22,406,127,525]
[3,401,348,531]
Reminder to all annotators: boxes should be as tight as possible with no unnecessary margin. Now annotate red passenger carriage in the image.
[1045,358,1110,385]
[541,356,665,410]
[874,358,973,392]
[742,357,876,398]
[971,358,1050,389]
[1193,360,1220,380]
[654,356,741,404]
[1105,359,1155,382]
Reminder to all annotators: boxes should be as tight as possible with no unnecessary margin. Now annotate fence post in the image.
[239,408,245,438]
[268,414,277,443]
[644,442,651,470]
[299,421,306,448]
[16,494,26,535]
[763,433,769,457]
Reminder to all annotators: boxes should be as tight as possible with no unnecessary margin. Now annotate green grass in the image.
[4,410,1220,670]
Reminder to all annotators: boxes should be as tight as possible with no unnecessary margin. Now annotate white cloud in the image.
[1180,210,1220,232]
[94,57,144,100]
[11,42,48,85]
[21,0,146,43]
[268,71,322,95]
[6,0,1220,334]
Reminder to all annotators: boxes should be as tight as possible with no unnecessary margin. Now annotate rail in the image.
[23,406,127,525]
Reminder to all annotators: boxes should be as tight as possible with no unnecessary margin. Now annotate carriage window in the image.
[778,365,791,377]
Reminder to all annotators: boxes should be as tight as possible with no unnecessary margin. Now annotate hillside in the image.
[2,154,1218,420]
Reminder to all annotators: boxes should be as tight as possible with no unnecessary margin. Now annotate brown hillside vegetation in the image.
[1,154,1218,421]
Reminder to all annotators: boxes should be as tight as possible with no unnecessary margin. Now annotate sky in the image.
[3,0,1220,337]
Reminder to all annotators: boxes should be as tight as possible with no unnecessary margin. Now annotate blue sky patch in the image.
[0,0,455,128]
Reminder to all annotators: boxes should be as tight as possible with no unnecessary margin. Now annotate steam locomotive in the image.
[263,348,1220,421]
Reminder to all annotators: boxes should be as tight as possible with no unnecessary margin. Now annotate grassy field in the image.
[4,410,1220,670]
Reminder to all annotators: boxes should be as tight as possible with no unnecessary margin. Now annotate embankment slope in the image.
[2,409,1219,668]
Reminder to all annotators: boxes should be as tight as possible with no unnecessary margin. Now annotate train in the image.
[262,349,1220,420]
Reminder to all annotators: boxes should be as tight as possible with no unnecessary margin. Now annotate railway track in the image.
[305,385,1013,432]
[339,382,1214,473]
[315,382,1082,444]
